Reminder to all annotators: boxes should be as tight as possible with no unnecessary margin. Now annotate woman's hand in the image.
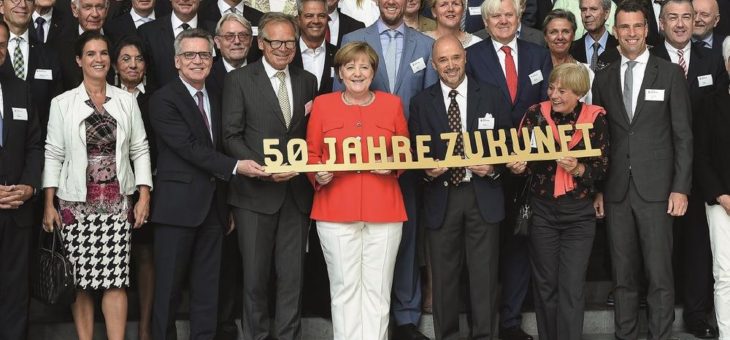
[315,171,334,185]
[371,156,394,176]
[557,157,582,176]
[507,160,527,174]
[43,206,62,232]
[133,186,151,229]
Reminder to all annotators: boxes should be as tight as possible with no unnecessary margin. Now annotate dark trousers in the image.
[676,192,713,325]
[215,229,243,340]
[0,216,30,340]
[152,205,224,340]
[606,180,675,340]
[500,176,531,330]
[392,171,422,326]
[234,192,309,340]
[529,196,596,340]
[428,183,499,340]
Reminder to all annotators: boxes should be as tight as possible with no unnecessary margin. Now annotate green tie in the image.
[276,71,291,128]
[13,37,25,79]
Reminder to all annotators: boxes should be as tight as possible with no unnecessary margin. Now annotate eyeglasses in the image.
[218,32,252,42]
[263,38,296,50]
[120,55,145,63]
[178,51,213,60]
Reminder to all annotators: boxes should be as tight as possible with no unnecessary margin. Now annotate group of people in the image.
[2,0,730,339]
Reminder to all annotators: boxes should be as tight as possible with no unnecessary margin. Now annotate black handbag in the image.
[513,175,533,236]
[31,228,76,305]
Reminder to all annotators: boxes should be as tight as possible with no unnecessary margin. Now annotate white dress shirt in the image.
[223,58,246,72]
[440,78,472,181]
[78,25,104,35]
[218,0,244,15]
[299,38,326,88]
[328,9,340,46]
[491,37,519,77]
[121,82,146,98]
[180,77,213,140]
[620,48,650,116]
[171,13,199,37]
[665,41,691,70]
[32,9,53,43]
[131,9,156,28]
[262,58,293,121]
[0,82,4,119]
[8,30,30,81]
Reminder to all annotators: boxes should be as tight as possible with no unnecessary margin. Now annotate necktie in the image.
[501,45,517,103]
[623,60,637,121]
[447,90,466,185]
[13,37,25,80]
[229,6,237,13]
[385,29,398,93]
[677,48,687,77]
[590,41,600,71]
[181,23,191,31]
[35,17,46,43]
[195,91,212,140]
[276,71,292,128]
[325,15,331,44]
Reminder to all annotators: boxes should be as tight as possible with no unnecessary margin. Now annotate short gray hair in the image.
[579,0,611,11]
[258,12,299,41]
[481,0,522,20]
[659,0,695,19]
[174,28,214,55]
[542,9,577,34]
[297,0,329,15]
[215,12,252,35]
[73,0,110,9]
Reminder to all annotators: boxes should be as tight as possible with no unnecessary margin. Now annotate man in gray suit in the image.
[221,12,317,340]
[592,1,693,339]
[333,0,437,338]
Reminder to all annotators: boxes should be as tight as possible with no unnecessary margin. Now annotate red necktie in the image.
[501,45,517,103]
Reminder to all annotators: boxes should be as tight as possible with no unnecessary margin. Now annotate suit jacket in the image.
[695,91,730,205]
[28,8,68,44]
[149,77,237,227]
[292,41,337,95]
[473,26,547,47]
[570,32,619,64]
[335,10,365,47]
[0,75,42,227]
[592,54,693,202]
[408,77,511,228]
[642,0,662,48]
[466,38,553,126]
[334,23,439,119]
[199,2,263,25]
[0,38,63,137]
[533,0,554,29]
[138,15,217,87]
[104,12,138,45]
[54,29,115,91]
[222,60,316,214]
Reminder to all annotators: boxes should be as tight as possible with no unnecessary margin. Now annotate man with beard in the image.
[104,0,156,44]
[570,0,619,70]
[293,0,336,94]
[207,12,255,95]
[693,0,725,53]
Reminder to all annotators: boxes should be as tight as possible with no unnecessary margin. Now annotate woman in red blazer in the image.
[305,42,408,340]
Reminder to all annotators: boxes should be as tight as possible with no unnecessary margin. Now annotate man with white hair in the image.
[693,0,725,54]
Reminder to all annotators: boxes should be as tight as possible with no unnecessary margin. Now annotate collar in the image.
[131,9,155,22]
[9,29,30,43]
[585,30,609,48]
[329,8,339,22]
[180,76,207,96]
[262,57,290,79]
[664,40,691,56]
[620,47,650,66]
[223,58,245,72]
[516,23,522,38]
[299,37,326,56]
[440,77,468,99]
[172,12,198,30]
[121,82,146,94]
[32,8,53,22]
[701,33,714,47]
[491,36,518,53]
[79,25,104,35]
[218,0,244,14]
[376,19,405,36]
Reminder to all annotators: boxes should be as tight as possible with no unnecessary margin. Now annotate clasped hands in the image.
[0,184,32,209]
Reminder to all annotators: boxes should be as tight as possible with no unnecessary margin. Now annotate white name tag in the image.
[34,69,53,80]
[478,113,495,129]
[469,6,481,15]
[529,70,543,85]
[252,26,259,36]
[698,74,713,87]
[410,58,426,73]
[645,89,665,101]
[12,107,28,121]
[330,67,335,78]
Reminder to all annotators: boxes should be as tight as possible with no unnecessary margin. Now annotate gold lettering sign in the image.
[263,124,600,173]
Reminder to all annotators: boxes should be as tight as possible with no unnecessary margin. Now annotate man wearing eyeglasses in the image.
[222,12,317,340]
[293,0,336,94]
[207,12,254,96]
[149,28,266,340]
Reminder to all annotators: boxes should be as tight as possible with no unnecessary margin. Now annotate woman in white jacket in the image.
[42,31,152,340]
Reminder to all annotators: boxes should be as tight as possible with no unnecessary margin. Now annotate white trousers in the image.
[707,203,730,340]
[316,221,403,340]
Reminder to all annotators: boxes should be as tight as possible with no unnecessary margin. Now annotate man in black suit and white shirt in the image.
[199,0,262,25]
[222,12,316,340]
[592,1,693,339]
[104,0,156,44]
[325,0,363,47]
[149,28,263,340]
[293,0,336,94]
[570,0,619,69]
[0,21,42,340]
[30,0,67,43]
[693,0,725,53]
[206,13,254,99]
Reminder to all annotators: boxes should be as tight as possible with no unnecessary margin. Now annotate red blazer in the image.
[306,91,409,223]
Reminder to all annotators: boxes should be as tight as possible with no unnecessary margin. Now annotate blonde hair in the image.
[333,41,379,81]
[549,63,591,98]
[480,0,522,20]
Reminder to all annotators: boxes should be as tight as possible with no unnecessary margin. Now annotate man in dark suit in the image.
[104,0,156,44]
[0,21,42,340]
[409,35,511,340]
[473,0,546,47]
[206,13,254,104]
[466,0,550,339]
[591,1,693,339]
[30,0,68,44]
[570,0,618,69]
[221,13,316,340]
[651,1,729,338]
[693,0,726,53]
[293,0,336,94]
[643,0,663,46]
[325,0,364,46]
[0,0,63,136]
[199,0,261,25]
[139,0,216,87]
[149,28,258,340]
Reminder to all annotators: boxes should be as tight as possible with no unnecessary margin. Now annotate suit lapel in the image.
[289,68,303,130]
[209,89,222,145]
[515,40,531,106]
[632,56,659,124]
[28,43,40,79]
[253,62,287,127]
[395,28,416,93]
[609,61,631,126]
[172,79,214,144]
[320,44,335,93]
[466,79,480,131]
[292,44,304,68]
[365,25,390,92]
[430,84,449,132]
[482,39,511,105]
[686,45,701,88]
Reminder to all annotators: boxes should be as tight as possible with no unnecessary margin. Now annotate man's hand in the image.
[236,160,270,178]
[594,192,605,219]
[506,160,527,174]
[468,165,494,177]
[271,172,299,182]
[717,194,730,216]
[425,167,448,178]
[227,212,236,235]
[667,192,688,216]
[0,185,31,209]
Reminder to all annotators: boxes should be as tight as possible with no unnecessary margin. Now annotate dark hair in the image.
[112,35,147,65]
[74,30,111,58]
[542,9,577,34]
[614,0,649,24]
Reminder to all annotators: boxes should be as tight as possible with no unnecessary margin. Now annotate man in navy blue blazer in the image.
[333,0,437,338]
[465,0,551,339]
[692,0,726,54]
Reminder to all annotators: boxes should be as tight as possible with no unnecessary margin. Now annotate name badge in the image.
[330,67,335,78]
[530,130,537,148]
[34,69,53,80]
[529,70,543,85]
[469,6,481,15]
[410,58,426,73]
[252,26,259,36]
[698,74,713,87]
[305,100,313,116]
[12,107,28,121]
[645,89,665,101]
[478,113,495,129]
